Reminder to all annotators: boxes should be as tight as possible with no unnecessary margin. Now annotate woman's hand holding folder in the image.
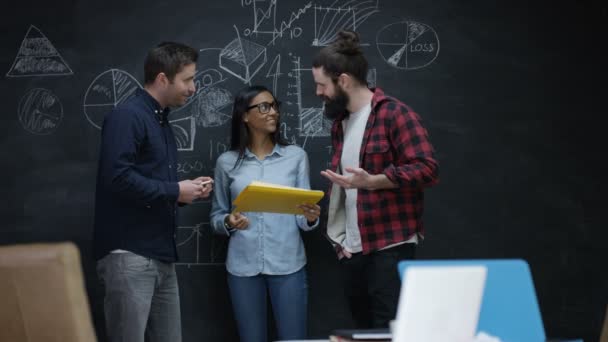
[297,203,321,224]
[225,212,250,230]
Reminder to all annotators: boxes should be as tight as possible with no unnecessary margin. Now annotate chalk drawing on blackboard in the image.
[207,139,230,164]
[176,223,227,265]
[170,116,196,151]
[279,122,298,146]
[367,68,376,87]
[243,0,278,36]
[177,67,228,110]
[83,69,142,130]
[194,87,233,128]
[241,1,311,45]
[288,55,332,138]
[18,88,63,135]
[6,25,73,77]
[376,21,440,70]
[195,68,227,89]
[265,54,282,96]
[312,0,379,47]
[172,67,231,130]
[220,27,267,84]
[301,107,331,137]
[177,159,207,175]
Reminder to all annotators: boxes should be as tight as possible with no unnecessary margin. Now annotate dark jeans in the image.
[340,243,416,329]
[227,267,308,342]
[97,252,181,342]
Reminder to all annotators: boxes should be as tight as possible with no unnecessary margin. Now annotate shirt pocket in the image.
[364,139,391,173]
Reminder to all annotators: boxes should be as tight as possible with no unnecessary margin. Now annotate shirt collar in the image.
[137,88,170,118]
[370,87,387,110]
[243,143,284,159]
[335,87,385,122]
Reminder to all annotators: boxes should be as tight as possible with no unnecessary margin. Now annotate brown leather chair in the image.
[0,242,97,342]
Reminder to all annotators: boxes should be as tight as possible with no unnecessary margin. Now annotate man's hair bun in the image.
[333,30,362,56]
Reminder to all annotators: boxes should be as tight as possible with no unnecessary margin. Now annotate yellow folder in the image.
[232,181,324,215]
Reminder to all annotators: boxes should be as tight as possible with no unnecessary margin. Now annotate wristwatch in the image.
[224,216,235,233]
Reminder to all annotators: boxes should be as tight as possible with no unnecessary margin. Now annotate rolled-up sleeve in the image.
[295,150,319,231]
[383,107,439,189]
[210,156,232,236]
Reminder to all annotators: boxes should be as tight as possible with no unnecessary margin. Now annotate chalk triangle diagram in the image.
[6,25,73,77]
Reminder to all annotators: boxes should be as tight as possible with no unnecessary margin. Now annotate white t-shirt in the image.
[340,103,372,253]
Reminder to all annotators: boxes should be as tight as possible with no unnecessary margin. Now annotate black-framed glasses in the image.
[247,100,281,114]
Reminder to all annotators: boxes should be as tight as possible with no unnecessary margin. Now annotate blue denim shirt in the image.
[210,144,319,276]
[93,89,180,262]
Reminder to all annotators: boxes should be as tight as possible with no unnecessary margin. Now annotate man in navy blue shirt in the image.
[94,42,212,342]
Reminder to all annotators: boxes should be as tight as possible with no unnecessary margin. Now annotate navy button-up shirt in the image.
[93,89,180,262]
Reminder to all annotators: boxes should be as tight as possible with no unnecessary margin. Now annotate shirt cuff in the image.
[223,214,237,235]
[383,164,403,187]
[298,215,318,231]
[165,181,180,203]
[307,218,320,228]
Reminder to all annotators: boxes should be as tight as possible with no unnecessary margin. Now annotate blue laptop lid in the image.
[397,259,546,342]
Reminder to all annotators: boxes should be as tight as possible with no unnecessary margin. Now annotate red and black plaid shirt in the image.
[326,88,439,255]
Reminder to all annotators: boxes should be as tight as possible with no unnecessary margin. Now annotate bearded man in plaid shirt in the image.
[312,30,439,329]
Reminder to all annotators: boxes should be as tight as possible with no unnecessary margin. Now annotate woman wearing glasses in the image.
[210,85,321,342]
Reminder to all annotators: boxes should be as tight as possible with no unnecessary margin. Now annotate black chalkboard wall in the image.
[0,0,605,341]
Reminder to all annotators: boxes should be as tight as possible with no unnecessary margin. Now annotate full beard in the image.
[322,88,349,120]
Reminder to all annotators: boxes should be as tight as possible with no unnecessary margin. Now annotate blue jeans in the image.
[97,252,181,342]
[228,267,308,342]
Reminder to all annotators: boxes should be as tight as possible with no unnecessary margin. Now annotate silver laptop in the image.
[392,265,487,342]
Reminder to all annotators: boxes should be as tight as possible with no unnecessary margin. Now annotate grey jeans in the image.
[97,252,181,342]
